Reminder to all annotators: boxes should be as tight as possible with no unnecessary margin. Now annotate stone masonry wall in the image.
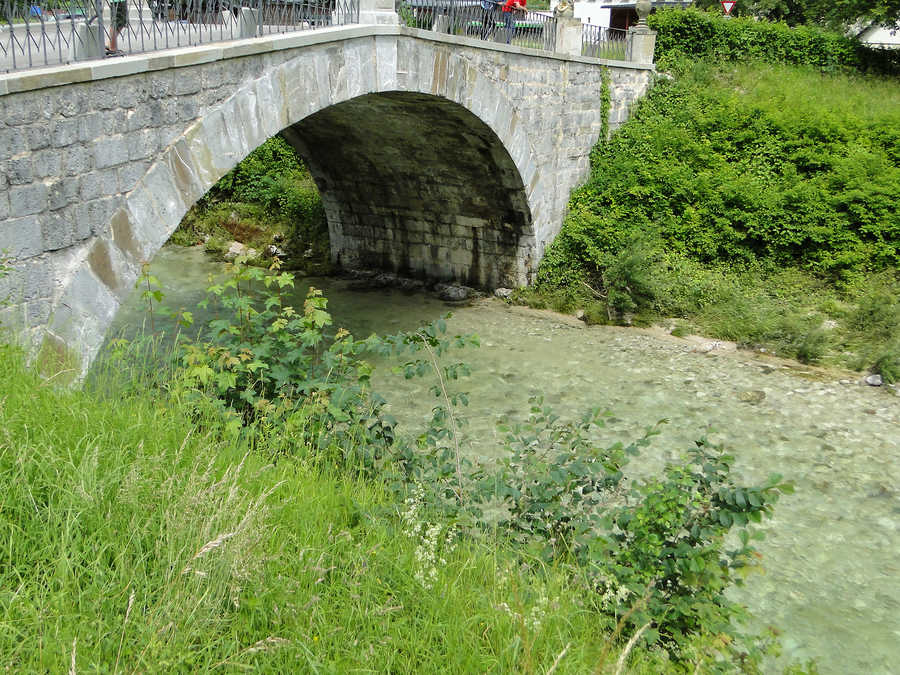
[0,26,653,375]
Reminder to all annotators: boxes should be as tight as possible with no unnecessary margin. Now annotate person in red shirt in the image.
[501,0,526,43]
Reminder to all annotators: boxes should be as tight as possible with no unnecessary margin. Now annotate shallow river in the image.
[106,246,899,674]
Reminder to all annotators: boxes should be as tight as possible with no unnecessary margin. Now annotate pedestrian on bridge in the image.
[107,0,127,56]
[501,0,526,44]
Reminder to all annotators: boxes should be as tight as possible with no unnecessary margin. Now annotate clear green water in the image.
[106,246,900,674]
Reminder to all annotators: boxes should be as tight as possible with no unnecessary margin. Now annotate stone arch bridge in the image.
[0,23,654,377]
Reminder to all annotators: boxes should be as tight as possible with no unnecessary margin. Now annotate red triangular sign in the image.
[721,0,736,14]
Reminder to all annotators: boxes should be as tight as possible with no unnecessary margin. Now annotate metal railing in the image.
[1,0,359,72]
[581,23,626,60]
[399,0,556,52]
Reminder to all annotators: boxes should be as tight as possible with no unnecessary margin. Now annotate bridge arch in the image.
[44,36,544,374]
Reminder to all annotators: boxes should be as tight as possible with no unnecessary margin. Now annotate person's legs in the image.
[108,1,127,53]
[504,10,514,43]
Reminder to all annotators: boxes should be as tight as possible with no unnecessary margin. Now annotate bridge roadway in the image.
[0,16,654,377]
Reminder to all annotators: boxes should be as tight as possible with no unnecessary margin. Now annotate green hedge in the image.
[648,8,900,75]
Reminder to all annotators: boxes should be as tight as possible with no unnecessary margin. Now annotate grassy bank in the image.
[526,59,900,380]
[0,342,641,672]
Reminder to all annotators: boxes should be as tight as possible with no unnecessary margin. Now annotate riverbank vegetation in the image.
[0,256,804,671]
[524,12,900,382]
[172,136,331,273]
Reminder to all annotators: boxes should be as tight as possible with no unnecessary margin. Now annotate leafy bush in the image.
[175,137,329,268]
[173,259,396,462]
[539,61,900,293]
[648,8,900,76]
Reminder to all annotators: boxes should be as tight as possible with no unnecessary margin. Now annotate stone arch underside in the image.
[282,91,533,288]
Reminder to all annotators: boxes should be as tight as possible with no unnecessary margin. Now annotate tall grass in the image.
[0,342,682,672]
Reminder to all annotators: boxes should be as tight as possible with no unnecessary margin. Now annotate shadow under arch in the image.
[282,90,533,288]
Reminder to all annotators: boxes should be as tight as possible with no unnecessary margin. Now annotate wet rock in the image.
[264,244,285,258]
[574,309,585,320]
[494,287,513,299]
[864,374,883,387]
[738,390,766,405]
[224,241,257,260]
[374,272,399,287]
[272,232,284,243]
[399,277,425,292]
[437,283,471,301]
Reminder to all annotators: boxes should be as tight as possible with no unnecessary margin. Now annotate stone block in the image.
[79,168,119,201]
[126,129,160,162]
[9,183,48,218]
[79,112,105,143]
[117,83,149,110]
[7,157,34,185]
[51,119,80,148]
[94,138,130,169]
[41,210,79,251]
[26,125,50,151]
[49,178,80,211]
[174,71,202,96]
[63,145,92,176]
[0,216,43,258]
[1,95,39,126]
[33,150,63,180]
[91,82,119,110]
[176,96,201,124]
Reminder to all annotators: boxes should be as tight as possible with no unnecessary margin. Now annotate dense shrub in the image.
[648,8,900,76]
[539,61,900,290]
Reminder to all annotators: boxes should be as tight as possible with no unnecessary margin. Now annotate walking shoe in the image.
[105,48,125,57]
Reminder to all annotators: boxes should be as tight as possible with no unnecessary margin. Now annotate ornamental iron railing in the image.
[1,0,358,72]
[581,23,626,60]
[400,0,556,53]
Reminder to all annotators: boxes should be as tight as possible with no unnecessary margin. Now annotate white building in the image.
[550,0,691,28]
[856,23,900,49]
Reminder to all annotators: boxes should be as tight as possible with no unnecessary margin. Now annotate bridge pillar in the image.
[626,25,656,65]
[554,13,583,57]
[359,0,398,25]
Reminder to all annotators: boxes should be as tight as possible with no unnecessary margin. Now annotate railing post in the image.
[625,0,656,64]
[359,0,398,25]
[95,0,106,54]
[238,6,260,37]
[553,4,581,57]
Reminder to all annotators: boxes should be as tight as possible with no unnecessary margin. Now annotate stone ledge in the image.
[0,24,399,96]
[1,23,651,97]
